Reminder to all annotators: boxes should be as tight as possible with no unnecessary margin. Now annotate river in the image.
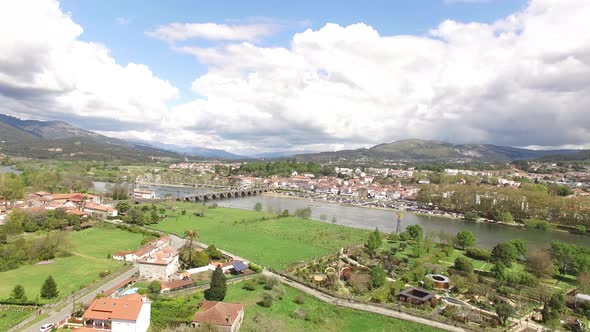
[216,195,590,250]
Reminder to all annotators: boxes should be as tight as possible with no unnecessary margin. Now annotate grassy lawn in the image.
[151,206,370,270]
[0,308,33,331]
[0,226,144,303]
[224,281,442,332]
[437,249,493,272]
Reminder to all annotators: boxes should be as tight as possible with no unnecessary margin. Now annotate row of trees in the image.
[232,160,334,177]
[418,183,590,226]
[0,232,70,272]
[2,208,82,234]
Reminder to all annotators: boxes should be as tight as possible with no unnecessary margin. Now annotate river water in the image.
[216,195,589,250]
[0,165,22,174]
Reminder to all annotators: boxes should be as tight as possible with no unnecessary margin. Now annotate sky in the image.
[0,0,589,154]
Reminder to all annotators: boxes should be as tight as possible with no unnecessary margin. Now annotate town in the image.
[1,156,589,332]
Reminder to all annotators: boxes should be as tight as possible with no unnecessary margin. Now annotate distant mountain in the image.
[0,114,182,161]
[134,140,248,160]
[250,150,319,159]
[295,139,580,163]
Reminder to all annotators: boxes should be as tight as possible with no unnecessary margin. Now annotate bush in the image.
[264,277,280,290]
[249,263,262,273]
[524,218,552,230]
[98,271,111,278]
[293,293,305,304]
[574,225,587,235]
[291,308,309,320]
[454,257,474,273]
[242,279,257,291]
[466,247,491,261]
[148,281,161,294]
[260,291,275,307]
[464,212,479,221]
[271,285,286,300]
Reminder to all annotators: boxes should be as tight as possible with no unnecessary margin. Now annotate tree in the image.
[527,249,555,278]
[260,291,275,307]
[254,202,263,212]
[115,202,131,214]
[183,229,199,269]
[369,266,386,289]
[206,245,224,260]
[147,281,161,294]
[294,207,312,219]
[40,275,59,299]
[463,212,479,221]
[406,224,423,241]
[365,229,383,257]
[455,231,475,249]
[495,302,515,326]
[454,257,474,273]
[204,265,226,301]
[491,242,518,267]
[0,173,24,202]
[491,263,507,281]
[10,284,26,301]
[507,239,527,258]
[541,292,565,322]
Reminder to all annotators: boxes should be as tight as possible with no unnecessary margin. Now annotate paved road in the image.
[262,270,469,332]
[21,267,138,332]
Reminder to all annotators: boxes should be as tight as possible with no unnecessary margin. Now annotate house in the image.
[398,287,437,306]
[80,294,151,332]
[84,203,118,218]
[113,236,171,262]
[133,189,156,200]
[138,246,179,280]
[192,301,244,332]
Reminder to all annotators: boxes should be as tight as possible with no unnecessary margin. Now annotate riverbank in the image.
[262,191,580,233]
[263,191,463,220]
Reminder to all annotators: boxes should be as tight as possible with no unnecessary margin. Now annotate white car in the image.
[39,323,54,332]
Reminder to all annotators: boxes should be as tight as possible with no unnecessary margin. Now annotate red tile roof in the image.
[193,301,243,327]
[83,295,146,322]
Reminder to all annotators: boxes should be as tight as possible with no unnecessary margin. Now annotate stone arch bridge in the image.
[176,187,270,202]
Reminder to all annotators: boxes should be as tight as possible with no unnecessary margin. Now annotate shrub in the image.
[574,225,587,235]
[271,285,286,300]
[264,276,280,290]
[291,308,309,320]
[98,271,111,278]
[260,291,275,307]
[148,281,161,294]
[249,263,262,273]
[466,247,491,261]
[242,279,256,291]
[464,212,479,221]
[293,293,305,304]
[454,257,474,273]
[524,218,552,230]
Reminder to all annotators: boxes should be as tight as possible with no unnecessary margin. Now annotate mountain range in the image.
[0,114,183,162]
[0,113,585,163]
[294,139,581,163]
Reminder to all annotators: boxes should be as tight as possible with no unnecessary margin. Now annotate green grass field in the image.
[224,281,442,332]
[0,226,144,303]
[0,308,34,331]
[151,205,370,270]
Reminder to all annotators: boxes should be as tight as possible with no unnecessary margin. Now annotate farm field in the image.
[0,226,144,302]
[151,205,370,270]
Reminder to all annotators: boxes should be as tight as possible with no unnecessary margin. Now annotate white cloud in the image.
[1,0,589,154]
[146,23,275,42]
[0,0,178,128]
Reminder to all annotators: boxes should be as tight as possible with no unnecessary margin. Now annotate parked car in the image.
[39,323,54,332]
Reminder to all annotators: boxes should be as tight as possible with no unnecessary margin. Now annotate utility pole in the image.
[395,212,403,234]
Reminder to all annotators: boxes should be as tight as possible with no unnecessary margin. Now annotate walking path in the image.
[261,270,469,332]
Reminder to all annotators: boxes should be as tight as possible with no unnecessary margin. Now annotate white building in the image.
[138,246,179,280]
[82,294,151,332]
[133,189,156,200]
